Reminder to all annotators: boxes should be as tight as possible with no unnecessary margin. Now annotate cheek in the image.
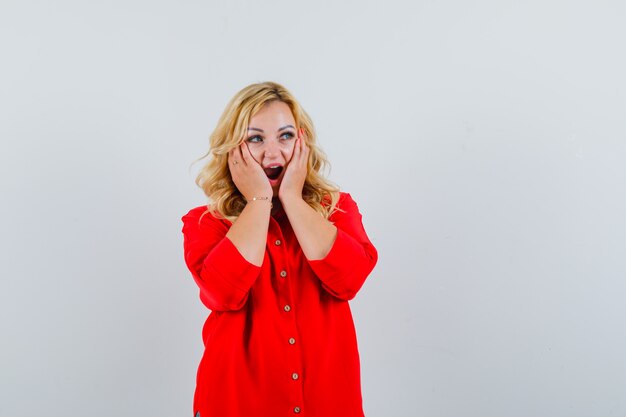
[246,144,263,163]
[280,141,296,160]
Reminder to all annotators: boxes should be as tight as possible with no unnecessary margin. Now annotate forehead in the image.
[249,101,295,126]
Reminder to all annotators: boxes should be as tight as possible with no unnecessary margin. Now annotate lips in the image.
[263,165,283,180]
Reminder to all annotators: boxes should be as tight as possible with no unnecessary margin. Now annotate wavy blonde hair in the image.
[195,81,340,223]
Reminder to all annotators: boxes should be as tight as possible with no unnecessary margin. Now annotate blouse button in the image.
[289,337,296,345]
[284,305,291,312]
[293,407,301,414]
[280,270,287,278]
[292,372,299,380]
[275,239,281,246]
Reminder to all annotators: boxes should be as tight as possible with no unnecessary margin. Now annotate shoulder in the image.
[181,205,211,222]
[181,205,231,233]
[337,191,354,204]
[329,191,363,220]
[337,191,361,208]
[183,205,209,216]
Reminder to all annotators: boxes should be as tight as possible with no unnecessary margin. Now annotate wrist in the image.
[279,192,303,205]
[243,187,272,202]
[246,195,273,207]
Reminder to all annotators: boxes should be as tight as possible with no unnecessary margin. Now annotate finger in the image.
[284,139,296,165]
[299,135,308,152]
[294,128,302,153]
[286,138,299,166]
[240,142,256,166]
[228,148,240,168]
[300,128,308,145]
[296,137,304,165]
[301,140,309,164]
[298,138,309,170]
[231,144,244,166]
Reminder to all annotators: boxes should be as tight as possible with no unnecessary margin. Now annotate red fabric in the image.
[181,192,378,417]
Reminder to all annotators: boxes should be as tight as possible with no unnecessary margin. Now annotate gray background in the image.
[1,1,625,416]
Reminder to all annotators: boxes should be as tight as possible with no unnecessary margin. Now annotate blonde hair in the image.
[195,81,340,223]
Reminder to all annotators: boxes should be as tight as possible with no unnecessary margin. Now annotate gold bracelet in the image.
[248,196,273,208]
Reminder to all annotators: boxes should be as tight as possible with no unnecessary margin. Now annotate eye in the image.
[247,135,263,143]
[280,131,295,140]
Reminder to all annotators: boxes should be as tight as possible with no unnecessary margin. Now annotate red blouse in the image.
[181,192,378,417]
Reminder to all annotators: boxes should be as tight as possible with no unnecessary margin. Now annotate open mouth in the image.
[264,165,283,180]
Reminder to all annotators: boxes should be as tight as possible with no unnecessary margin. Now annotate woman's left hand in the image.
[279,129,309,202]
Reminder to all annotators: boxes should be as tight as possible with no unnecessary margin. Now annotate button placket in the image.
[269,223,303,411]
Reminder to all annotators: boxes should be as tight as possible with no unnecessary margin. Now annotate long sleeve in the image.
[307,193,378,300]
[181,207,262,311]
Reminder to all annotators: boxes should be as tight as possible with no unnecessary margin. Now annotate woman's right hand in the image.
[228,143,272,201]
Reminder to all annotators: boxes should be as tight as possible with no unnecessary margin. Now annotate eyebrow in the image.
[247,124,295,133]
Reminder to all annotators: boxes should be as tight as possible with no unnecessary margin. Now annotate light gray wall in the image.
[1,1,625,416]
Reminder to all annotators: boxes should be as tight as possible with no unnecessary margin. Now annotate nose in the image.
[263,139,281,161]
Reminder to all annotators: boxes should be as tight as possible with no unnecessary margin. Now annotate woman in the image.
[181,81,378,417]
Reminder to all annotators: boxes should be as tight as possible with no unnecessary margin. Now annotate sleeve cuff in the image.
[203,236,262,294]
[307,227,363,285]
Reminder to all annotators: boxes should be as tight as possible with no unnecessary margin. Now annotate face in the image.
[245,100,297,196]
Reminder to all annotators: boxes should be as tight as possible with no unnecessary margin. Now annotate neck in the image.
[271,198,282,215]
